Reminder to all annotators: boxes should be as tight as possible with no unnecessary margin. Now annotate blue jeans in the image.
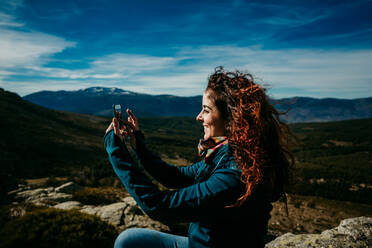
[114,228,189,248]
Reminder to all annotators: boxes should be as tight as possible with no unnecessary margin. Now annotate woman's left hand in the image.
[106,117,126,141]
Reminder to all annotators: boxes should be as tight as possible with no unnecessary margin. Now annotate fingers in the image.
[119,119,135,130]
[112,117,119,134]
[105,122,114,133]
[110,109,137,138]
[126,109,139,130]
[126,109,137,122]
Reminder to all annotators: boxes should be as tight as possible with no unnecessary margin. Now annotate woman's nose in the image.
[196,111,203,122]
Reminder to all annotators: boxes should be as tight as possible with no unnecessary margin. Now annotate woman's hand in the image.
[123,109,139,149]
[105,109,139,149]
[126,109,139,131]
[105,117,125,141]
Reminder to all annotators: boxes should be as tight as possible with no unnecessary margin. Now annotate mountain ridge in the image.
[22,87,372,122]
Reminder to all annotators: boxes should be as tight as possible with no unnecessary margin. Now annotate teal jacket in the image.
[104,130,273,248]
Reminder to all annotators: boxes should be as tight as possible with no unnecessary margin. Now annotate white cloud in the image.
[0,12,23,27]
[0,29,75,69]
[1,33,371,98]
[174,46,372,98]
[23,53,177,80]
[0,0,76,90]
[91,53,176,72]
[132,72,208,96]
[1,0,24,10]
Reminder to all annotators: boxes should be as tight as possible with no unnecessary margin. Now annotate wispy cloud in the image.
[14,45,372,98]
[0,12,23,27]
[91,53,177,75]
[23,53,178,80]
[248,2,331,28]
[177,46,372,98]
[0,0,76,70]
[0,2,76,93]
[0,29,75,69]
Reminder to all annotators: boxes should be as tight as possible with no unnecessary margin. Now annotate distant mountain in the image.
[23,87,201,118]
[274,96,372,123]
[23,87,372,122]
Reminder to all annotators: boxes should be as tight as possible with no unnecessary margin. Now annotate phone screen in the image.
[113,104,121,119]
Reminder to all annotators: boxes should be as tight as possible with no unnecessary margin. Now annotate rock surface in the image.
[120,196,170,231]
[9,182,371,246]
[80,202,127,227]
[265,216,372,247]
[12,186,72,205]
[9,182,170,232]
[55,182,82,194]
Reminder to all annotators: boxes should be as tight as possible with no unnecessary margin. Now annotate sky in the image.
[0,0,371,99]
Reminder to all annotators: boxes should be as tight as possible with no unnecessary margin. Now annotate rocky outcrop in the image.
[8,182,170,232]
[9,182,371,246]
[53,198,169,231]
[266,216,372,247]
[15,185,72,205]
[10,182,80,205]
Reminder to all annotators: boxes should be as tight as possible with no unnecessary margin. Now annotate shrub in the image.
[0,208,118,248]
[0,173,18,204]
[72,187,125,205]
[45,176,61,187]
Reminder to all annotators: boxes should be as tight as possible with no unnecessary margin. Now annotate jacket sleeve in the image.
[132,130,202,188]
[104,130,244,224]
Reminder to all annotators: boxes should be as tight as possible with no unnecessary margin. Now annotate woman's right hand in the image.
[126,109,139,131]
[122,109,139,149]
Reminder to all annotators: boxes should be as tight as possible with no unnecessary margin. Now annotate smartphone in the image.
[113,104,121,118]
[112,104,123,128]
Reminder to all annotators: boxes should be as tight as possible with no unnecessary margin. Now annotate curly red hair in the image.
[206,67,294,206]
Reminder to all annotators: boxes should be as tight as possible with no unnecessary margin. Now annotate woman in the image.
[104,67,293,248]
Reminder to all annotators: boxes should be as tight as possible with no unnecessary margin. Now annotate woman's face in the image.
[196,91,227,140]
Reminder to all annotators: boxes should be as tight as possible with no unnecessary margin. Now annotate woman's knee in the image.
[114,228,157,248]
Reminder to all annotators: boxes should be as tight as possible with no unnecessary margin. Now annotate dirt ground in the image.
[268,194,372,235]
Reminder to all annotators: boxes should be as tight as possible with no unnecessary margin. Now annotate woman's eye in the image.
[204,109,209,114]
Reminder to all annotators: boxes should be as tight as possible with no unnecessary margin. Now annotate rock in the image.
[54,201,82,210]
[96,202,127,226]
[80,203,126,227]
[14,185,72,206]
[15,188,51,201]
[10,184,170,233]
[121,196,170,232]
[337,216,372,241]
[265,216,372,248]
[80,205,100,216]
[54,182,82,194]
[78,197,170,232]
[7,184,31,195]
[44,192,72,203]
[9,205,26,218]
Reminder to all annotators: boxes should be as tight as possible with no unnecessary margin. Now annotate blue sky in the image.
[0,0,371,98]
